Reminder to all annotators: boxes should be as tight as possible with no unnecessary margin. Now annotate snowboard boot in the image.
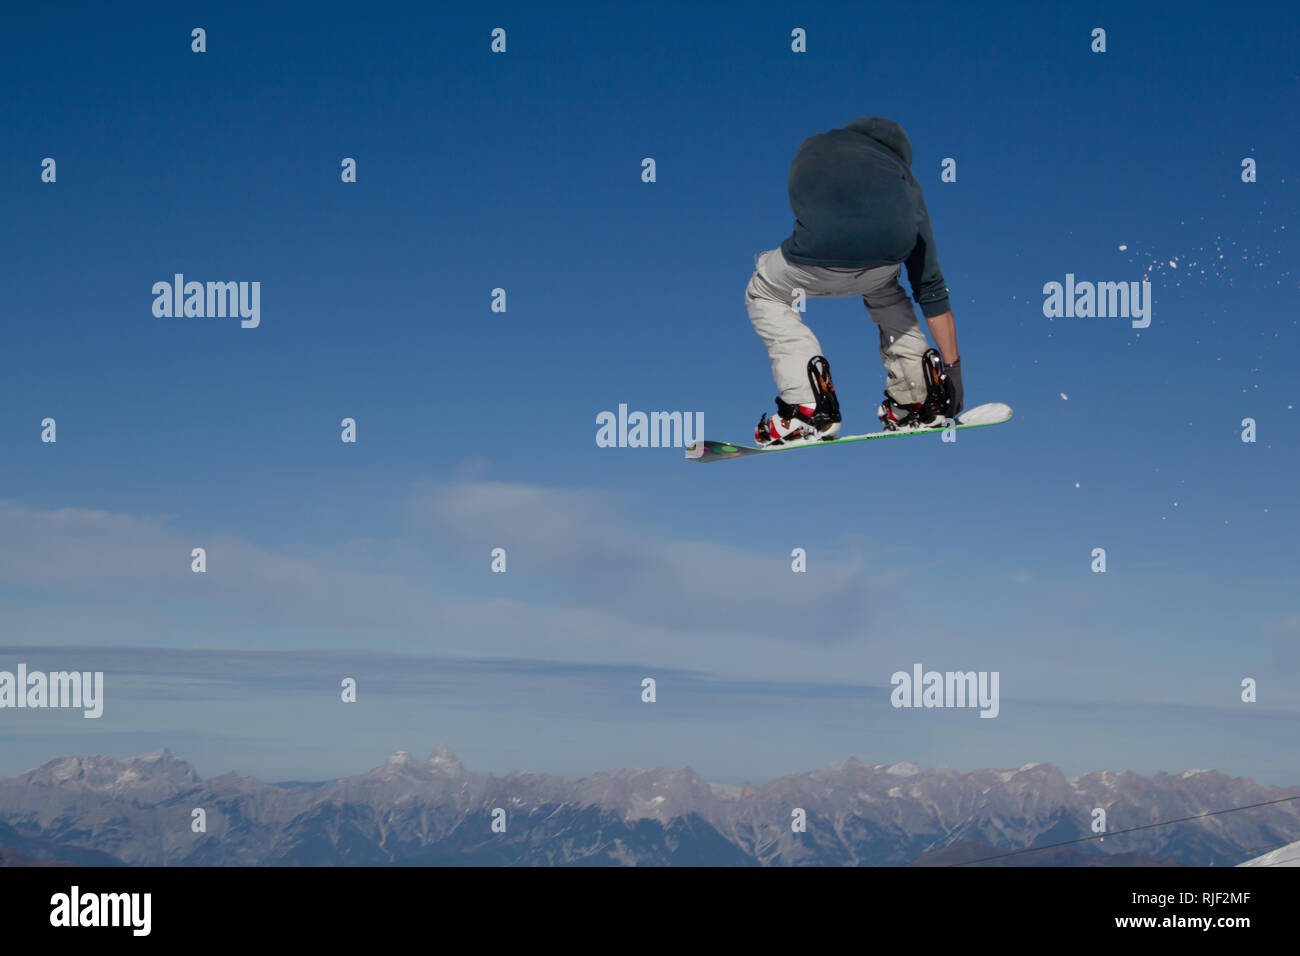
[876,348,956,432]
[755,355,843,446]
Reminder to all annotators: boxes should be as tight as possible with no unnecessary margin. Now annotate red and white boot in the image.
[755,356,842,446]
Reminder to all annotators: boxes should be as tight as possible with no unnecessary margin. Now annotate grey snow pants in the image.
[745,248,930,406]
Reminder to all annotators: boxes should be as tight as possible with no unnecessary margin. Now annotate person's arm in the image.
[925,310,959,366]
[904,189,959,366]
[904,188,962,411]
[903,191,952,331]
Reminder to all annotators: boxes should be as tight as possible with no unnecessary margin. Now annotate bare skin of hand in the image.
[925,310,959,365]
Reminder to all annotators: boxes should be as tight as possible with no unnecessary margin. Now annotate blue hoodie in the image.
[779,117,951,318]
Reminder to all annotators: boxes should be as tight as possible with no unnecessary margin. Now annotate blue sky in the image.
[1,1,1297,785]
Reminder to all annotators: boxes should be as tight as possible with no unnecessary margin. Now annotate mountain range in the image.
[2,748,1297,866]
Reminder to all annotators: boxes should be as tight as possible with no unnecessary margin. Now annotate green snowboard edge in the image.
[685,402,1013,463]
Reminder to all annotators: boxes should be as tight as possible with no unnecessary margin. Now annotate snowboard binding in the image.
[756,355,843,446]
[878,349,956,432]
[920,348,958,423]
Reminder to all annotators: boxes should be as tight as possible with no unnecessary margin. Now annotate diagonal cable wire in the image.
[943,792,1300,866]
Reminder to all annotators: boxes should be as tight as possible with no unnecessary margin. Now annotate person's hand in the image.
[944,357,964,417]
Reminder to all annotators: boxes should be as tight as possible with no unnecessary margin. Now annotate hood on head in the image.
[843,116,913,167]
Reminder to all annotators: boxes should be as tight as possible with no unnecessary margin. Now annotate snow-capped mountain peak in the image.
[427,745,465,774]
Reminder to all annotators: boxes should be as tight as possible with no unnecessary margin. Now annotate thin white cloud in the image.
[0,485,898,676]
[411,479,894,642]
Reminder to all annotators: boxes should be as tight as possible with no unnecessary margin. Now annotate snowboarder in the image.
[747,116,963,446]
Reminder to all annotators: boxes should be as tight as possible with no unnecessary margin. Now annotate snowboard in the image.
[685,402,1013,463]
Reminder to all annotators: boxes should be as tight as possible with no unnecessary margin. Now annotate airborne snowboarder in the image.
[747,116,963,446]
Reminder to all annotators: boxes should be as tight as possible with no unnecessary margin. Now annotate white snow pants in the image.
[745,248,930,406]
